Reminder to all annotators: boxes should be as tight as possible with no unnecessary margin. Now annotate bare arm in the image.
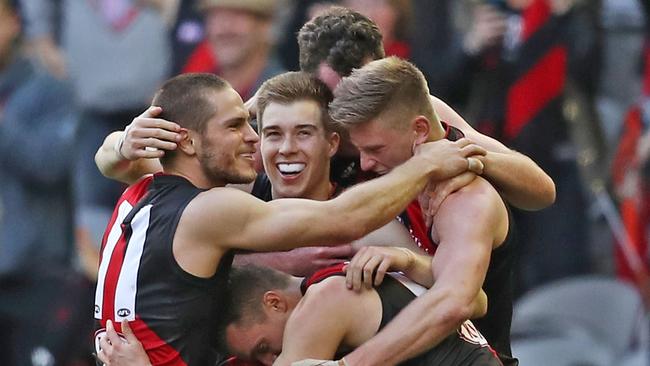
[275,278,379,366]
[95,131,163,185]
[343,178,508,366]
[432,95,556,210]
[185,139,487,253]
[94,107,179,184]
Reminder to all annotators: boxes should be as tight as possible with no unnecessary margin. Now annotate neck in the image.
[164,160,225,189]
[271,180,334,201]
[426,120,447,142]
[287,276,306,309]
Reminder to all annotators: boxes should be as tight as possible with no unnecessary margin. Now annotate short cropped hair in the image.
[298,7,384,77]
[151,73,229,165]
[329,57,435,130]
[222,266,292,327]
[256,71,336,134]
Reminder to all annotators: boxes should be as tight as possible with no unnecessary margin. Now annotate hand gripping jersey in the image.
[398,123,518,366]
[301,265,503,366]
[94,174,233,366]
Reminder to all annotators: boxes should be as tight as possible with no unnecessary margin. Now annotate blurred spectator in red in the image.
[451,0,598,295]
[182,0,286,101]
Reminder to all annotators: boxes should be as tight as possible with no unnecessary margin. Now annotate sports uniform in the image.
[301,265,503,366]
[94,174,233,366]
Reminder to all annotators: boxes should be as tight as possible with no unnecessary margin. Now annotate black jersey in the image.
[94,174,233,366]
[301,265,502,366]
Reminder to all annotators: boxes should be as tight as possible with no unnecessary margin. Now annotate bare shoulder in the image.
[436,176,508,246]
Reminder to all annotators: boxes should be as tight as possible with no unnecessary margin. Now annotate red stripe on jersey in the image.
[405,201,436,255]
[301,263,347,294]
[100,176,153,321]
[107,318,188,366]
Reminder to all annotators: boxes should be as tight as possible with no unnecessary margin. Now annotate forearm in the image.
[331,157,435,241]
[482,151,556,210]
[402,253,435,288]
[94,131,158,184]
[344,289,468,366]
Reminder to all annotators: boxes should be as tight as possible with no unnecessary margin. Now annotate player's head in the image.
[329,57,439,174]
[152,73,259,187]
[297,7,384,90]
[256,72,340,200]
[221,266,298,366]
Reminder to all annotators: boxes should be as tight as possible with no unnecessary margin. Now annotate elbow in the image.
[437,298,476,330]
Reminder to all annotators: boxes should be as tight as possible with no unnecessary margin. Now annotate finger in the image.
[467,157,484,174]
[133,150,165,159]
[136,106,162,119]
[105,320,121,346]
[121,320,136,344]
[138,137,178,151]
[362,256,383,289]
[132,127,182,143]
[374,260,391,286]
[460,143,487,157]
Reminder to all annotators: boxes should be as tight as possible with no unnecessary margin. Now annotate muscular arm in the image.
[275,277,380,366]
[343,177,508,366]
[432,95,556,210]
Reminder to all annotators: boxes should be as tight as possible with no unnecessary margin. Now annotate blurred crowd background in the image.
[1,0,649,365]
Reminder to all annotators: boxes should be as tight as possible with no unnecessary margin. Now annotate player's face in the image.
[197,88,259,186]
[348,118,414,175]
[226,315,286,366]
[261,100,339,199]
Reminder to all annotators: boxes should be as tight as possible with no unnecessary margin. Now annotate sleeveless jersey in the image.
[301,265,502,366]
[94,174,233,366]
[397,123,518,366]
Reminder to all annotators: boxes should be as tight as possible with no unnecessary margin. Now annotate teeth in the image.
[277,163,305,174]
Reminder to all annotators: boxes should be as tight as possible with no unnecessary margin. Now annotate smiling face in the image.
[195,87,260,186]
[260,99,339,200]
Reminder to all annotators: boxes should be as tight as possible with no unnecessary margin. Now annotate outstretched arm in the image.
[187,139,486,254]
[432,96,556,210]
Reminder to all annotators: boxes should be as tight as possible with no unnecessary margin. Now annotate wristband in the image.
[114,124,132,160]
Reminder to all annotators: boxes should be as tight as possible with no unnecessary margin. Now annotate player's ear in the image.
[262,291,288,313]
[412,116,430,145]
[177,128,196,156]
[327,132,340,158]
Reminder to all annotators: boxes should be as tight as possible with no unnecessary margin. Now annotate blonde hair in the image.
[329,56,436,130]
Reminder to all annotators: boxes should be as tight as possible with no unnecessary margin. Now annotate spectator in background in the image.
[0,0,91,364]
[453,0,594,295]
[19,0,172,282]
[342,0,413,59]
[182,0,286,101]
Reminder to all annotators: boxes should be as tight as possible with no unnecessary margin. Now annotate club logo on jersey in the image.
[458,320,489,346]
[94,305,100,315]
[94,328,127,355]
[117,308,131,317]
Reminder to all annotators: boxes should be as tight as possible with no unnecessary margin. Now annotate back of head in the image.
[298,7,385,77]
[330,57,435,130]
[256,71,335,133]
[222,266,291,328]
[151,73,229,166]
